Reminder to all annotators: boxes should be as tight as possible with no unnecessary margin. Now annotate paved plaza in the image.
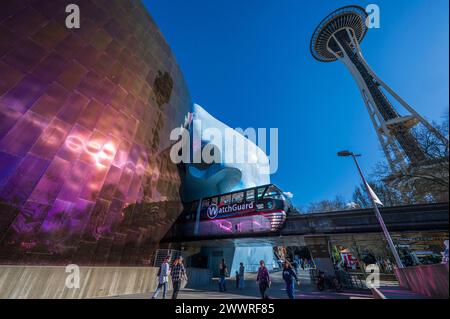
[106,270,375,300]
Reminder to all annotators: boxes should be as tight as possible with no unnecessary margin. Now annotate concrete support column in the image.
[305,236,335,275]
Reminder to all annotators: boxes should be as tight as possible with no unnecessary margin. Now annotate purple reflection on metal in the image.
[190,213,285,237]
[237,220,264,233]
[215,220,233,233]
[0,1,191,266]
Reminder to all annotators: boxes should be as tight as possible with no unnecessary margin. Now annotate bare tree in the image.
[362,116,449,205]
[305,195,347,213]
[352,180,409,208]
[306,116,448,210]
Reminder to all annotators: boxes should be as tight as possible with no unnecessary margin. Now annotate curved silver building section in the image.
[180,104,271,202]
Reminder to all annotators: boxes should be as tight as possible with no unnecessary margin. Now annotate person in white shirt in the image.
[152,257,170,299]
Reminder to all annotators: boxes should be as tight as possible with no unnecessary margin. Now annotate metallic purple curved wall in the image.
[0,0,190,265]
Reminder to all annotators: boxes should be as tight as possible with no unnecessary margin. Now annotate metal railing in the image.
[153,249,182,267]
[309,269,368,290]
[336,270,367,290]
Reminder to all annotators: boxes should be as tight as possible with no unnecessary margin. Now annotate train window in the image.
[202,199,210,208]
[264,185,284,200]
[211,197,218,205]
[257,187,266,199]
[246,189,255,201]
[220,194,232,205]
[232,192,244,203]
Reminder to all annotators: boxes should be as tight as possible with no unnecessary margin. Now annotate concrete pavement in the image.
[105,270,374,299]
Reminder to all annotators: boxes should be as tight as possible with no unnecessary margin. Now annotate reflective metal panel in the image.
[0,0,190,265]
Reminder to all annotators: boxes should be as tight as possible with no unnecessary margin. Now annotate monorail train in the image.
[173,184,292,238]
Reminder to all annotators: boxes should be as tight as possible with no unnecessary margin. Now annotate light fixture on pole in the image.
[338,150,405,269]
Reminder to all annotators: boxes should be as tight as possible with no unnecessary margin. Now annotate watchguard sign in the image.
[206,202,255,219]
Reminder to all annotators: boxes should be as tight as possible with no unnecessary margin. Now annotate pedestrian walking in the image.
[218,259,228,292]
[282,260,300,299]
[171,256,187,299]
[152,256,170,299]
[239,262,245,289]
[256,260,271,299]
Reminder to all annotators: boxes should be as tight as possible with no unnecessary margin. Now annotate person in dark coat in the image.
[256,260,271,299]
[218,259,228,292]
[282,260,300,299]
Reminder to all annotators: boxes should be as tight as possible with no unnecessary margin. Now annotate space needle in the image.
[310,5,448,172]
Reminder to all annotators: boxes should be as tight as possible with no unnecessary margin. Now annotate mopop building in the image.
[179,104,271,203]
[0,0,191,267]
[0,1,278,297]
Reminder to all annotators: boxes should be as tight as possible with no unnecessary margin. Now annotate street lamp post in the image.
[338,150,405,269]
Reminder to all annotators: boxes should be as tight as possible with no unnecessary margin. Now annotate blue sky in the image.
[143,0,449,207]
